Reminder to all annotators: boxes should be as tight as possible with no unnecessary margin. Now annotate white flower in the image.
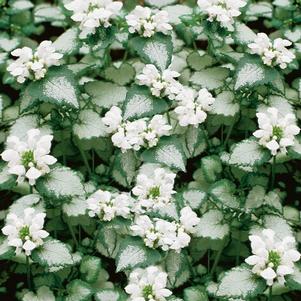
[111,119,147,152]
[86,189,133,221]
[132,167,176,213]
[197,0,247,31]
[2,208,49,256]
[125,266,172,301]
[65,0,123,39]
[102,107,171,152]
[245,229,300,286]
[179,206,200,233]
[253,107,300,156]
[174,88,215,127]
[131,215,161,248]
[248,33,295,69]
[126,6,172,37]
[137,64,180,98]
[143,115,172,148]
[102,105,123,133]
[1,129,57,185]
[7,41,62,83]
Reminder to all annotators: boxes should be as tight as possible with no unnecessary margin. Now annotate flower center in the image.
[272,126,283,140]
[142,285,154,299]
[21,150,35,168]
[268,250,281,269]
[19,225,30,240]
[148,186,160,199]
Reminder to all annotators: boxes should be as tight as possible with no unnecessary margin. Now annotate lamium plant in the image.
[0,0,301,301]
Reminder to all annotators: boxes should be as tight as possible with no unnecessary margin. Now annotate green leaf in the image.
[22,66,80,111]
[80,256,102,283]
[216,265,266,299]
[131,33,173,71]
[141,136,187,171]
[181,126,206,158]
[62,196,87,217]
[234,23,257,45]
[182,189,207,210]
[211,91,239,120]
[145,0,176,8]
[112,150,139,188]
[287,264,301,291]
[73,109,107,140]
[195,209,229,241]
[96,225,121,259]
[95,289,127,301]
[9,114,51,140]
[0,163,16,190]
[210,179,240,209]
[201,155,222,183]
[227,139,270,168]
[53,27,80,55]
[36,166,84,202]
[0,33,20,52]
[184,286,208,301]
[34,3,65,23]
[66,279,93,301]
[187,51,215,71]
[164,251,191,288]
[32,238,74,269]
[85,81,127,109]
[103,63,135,86]
[234,56,276,90]
[190,67,229,90]
[0,236,15,260]
[115,237,162,272]
[122,85,168,120]
[23,286,55,301]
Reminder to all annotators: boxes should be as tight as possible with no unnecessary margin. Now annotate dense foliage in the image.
[0,0,301,300]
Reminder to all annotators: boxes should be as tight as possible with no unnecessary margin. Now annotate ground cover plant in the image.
[0,0,301,300]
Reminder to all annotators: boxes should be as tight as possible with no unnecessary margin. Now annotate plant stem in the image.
[67,221,79,248]
[223,122,234,147]
[270,156,276,189]
[207,249,211,272]
[29,186,33,194]
[26,256,31,289]
[210,247,223,276]
[77,143,92,176]
[268,286,272,301]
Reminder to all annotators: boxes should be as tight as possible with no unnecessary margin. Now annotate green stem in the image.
[271,156,276,190]
[29,186,33,194]
[210,247,223,276]
[268,286,272,301]
[67,221,79,248]
[223,122,234,148]
[26,256,31,289]
[91,223,101,250]
[207,249,211,272]
[77,142,92,176]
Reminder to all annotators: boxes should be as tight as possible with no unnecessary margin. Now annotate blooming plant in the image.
[0,0,300,300]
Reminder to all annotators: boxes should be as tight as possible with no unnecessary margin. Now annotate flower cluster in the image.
[131,206,200,252]
[7,41,62,83]
[86,189,133,221]
[197,0,247,31]
[2,208,49,256]
[174,87,215,127]
[132,165,176,213]
[248,33,295,69]
[102,106,171,152]
[125,266,172,301]
[137,64,181,99]
[126,6,172,37]
[65,0,123,39]
[253,107,300,156]
[245,229,301,286]
[1,129,57,185]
